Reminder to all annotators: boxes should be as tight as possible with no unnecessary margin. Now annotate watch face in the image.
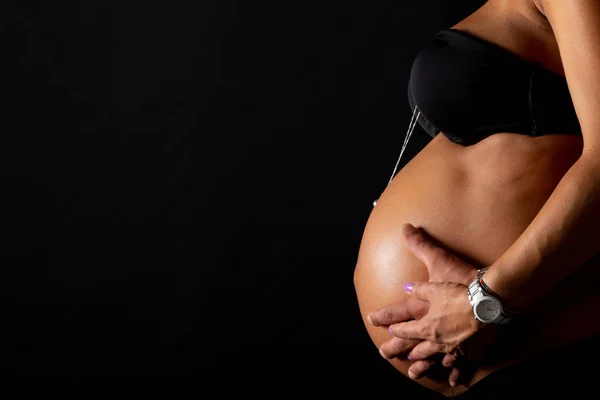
[475,298,502,322]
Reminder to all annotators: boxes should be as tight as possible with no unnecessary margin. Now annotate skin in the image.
[353,133,600,397]
[366,222,600,392]
[354,0,600,396]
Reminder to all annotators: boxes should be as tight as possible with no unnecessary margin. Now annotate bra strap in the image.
[373,105,420,207]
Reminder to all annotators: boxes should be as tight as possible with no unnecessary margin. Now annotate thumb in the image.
[401,223,469,283]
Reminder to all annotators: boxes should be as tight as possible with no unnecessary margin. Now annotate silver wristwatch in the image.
[467,267,513,324]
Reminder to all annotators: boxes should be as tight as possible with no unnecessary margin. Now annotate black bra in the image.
[407,29,582,146]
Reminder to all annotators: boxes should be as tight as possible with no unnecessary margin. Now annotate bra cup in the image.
[406,29,582,146]
[530,67,581,135]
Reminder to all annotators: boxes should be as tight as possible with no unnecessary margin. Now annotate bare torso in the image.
[353,0,594,396]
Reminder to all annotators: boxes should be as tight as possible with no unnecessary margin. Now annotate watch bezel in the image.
[468,272,512,324]
[473,296,502,323]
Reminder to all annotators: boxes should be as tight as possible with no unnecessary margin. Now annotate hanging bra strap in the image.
[387,104,420,185]
[373,105,420,207]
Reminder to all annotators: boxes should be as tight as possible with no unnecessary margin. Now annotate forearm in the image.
[483,150,600,312]
[484,258,600,366]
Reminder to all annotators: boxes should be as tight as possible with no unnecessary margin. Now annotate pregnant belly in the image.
[353,132,583,395]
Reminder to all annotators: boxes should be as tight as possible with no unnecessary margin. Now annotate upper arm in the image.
[541,0,600,152]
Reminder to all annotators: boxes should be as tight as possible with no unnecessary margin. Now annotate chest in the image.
[451,0,563,76]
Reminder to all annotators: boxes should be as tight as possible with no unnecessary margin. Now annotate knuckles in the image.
[383,310,396,323]
[408,231,429,250]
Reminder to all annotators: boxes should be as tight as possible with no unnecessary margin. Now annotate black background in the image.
[1,1,487,398]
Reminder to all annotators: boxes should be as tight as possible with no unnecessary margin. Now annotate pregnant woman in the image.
[353,0,600,397]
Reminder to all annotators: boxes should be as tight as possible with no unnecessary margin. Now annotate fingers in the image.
[407,339,446,360]
[406,356,464,386]
[388,319,426,340]
[407,358,463,386]
[406,296,430,320]
[441,352,458,368]
[367,297,429,327]
[401,224,455,274]
[367,302,412,327]
[378,336,421,359]
[401,223,478,285]
[449,367,461,388]
[407,359,438,380]
[446,349,474,387]
[402,281,436,302]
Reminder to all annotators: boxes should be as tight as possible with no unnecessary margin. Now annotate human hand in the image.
[398,224,479,285]
[371,283,477,386]
[367,223,481,385]
[391,280,482,355]
[387,279,500,387]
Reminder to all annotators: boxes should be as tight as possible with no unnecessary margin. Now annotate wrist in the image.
[479,268,520,316]
[463,268,479,286]
[480,275,519,317]
[467,267,517,324]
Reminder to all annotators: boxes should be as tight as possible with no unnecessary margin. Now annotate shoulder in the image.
[537,0,600,149]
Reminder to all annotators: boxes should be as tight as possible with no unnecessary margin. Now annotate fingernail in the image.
[401,223,415,234]
[407,354,413,361]
[367,315,373,325]
[450,380,456,388]
[379,348,389,359]
[388,326,393,334]
[408,370,417,380]
[403,282,414,292]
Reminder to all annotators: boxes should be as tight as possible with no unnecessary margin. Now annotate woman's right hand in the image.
[368,223,481,386]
